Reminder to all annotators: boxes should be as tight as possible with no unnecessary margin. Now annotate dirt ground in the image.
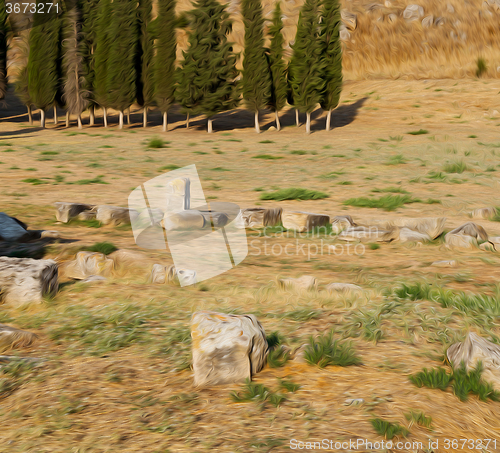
[1,79,500,452]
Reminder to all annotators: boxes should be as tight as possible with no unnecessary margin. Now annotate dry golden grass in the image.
[1,79,500,451]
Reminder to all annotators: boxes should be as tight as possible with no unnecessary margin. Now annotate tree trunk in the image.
[207,118,213,133]
[27,105,32,125]
[127,108,130,125]
[162,111,167,132]
[119,111,124,129]
[143,107,147,127]
[40,110,46,128]
[89,105,95,126]
[254,110,260,133]
[53,105,58,125]
[295,109,299,127]
[326,109,332,132]
[103,107,108,127]
[306,112,311,134]
[186,113,190,129]
[77,114,82,129]
[65,111,70,128]
[275,111,281,131]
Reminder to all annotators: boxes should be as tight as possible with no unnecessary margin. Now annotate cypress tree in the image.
[15,65,33,123]
[241,0,271,133]
[81,0,101,125]
[177,0,239,133]
[107,0,137,129]
[288,0,324,134]
[0,0,7,101]
[155,0,176,132]
[320,0,342,131]
[27,5,61,127]
[138,0,155,127]
[267,2,287,131]
[93,0,112,126]
[62,0,89,129]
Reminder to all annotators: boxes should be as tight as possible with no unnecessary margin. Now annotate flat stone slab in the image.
[63,252,114,280]
[282,210,330,233]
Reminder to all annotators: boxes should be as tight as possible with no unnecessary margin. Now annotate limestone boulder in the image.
[282,210,330,233]
[331,215,357,234]
[235,207,283,229]
[398,227,431,243]
[363,217,446,240]
[150,264,176,284]
[108,249,150,268]
[0,257,59,306]
[470,207,497,220]
[445,222,488,248]
[0,323,37,353]
[191,311,268,386]
[96,206,139,226]
[54,202,95,223]
[278,275,317,291]
[63,252,114,280]
[447,332,500,390]
[0,213,31,242]
[403,4,424,21]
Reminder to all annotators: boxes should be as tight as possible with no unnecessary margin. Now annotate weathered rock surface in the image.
[363,217,446,240]
[278,275,317,291]
[235,207,283,229]
[0,323,37,353]
[445,222,489,248]
[81,275,107,284]
[40,230,61,239]
[398,227,431,243]
[326,283,363,294]
[191,311,268,387]
[338,226,399,243]
[331,215,357,234]
[403,4,424,21]
[63,252,114,280]
[470,207,496,220]
[282,211,330,233]
[96,206,139,226]
[431,260,457,267]
[54,202,95,223]
[162,210,206,230]
[0,257,59,306]
[341,10,357,30]
[108,249,150,267]
[422,14,433,27]
[150,264,176,284]
[0,213,31,242]
[447,332,500,390]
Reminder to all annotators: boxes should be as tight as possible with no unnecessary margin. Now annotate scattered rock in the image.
[422,14,433,27]
[445,222,489,248]
[403,4,424,21]
[447,332,500,390]
[63,251,114,280]
[78,210,97,221]
[150,264,174,284]
[235,207,283,229]
[338,226,399,243]
[191,311,268,386]
[387,13,398,23]
[54,202,95,223]
[0,323,37,353]
[278,275,317,291]
[341,10,357,30]
[344,398,365,406]
[366,3,383,13]
[434,16,445,25]
[331,215,357,234]
[470,207,497,220]
[108,249,150,267]
[326,283,363,294]
[431,260,457,267]
[0,212,31,242]
[340,27,351,41]
[364,217,446,240]
[96,205,139,226]
[399,227,431,243]
[0,257,59,306]
[282,210,330,233]
[81,275,107,284]
[177,268,197,286]
[40,230,61,239]
[447,3,454,13]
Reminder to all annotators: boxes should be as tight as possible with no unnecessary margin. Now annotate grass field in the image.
[1,78,500,452]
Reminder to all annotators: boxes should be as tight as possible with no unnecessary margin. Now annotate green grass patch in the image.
[442,160,469,174]
[407,129,428,135]
[304,331,361,368]
[290,150,307,155]
[371,186,410,194]
[70,176,108,185]
[22,178,47,185]
[40,151,59,155]
[260,188,329,201]
[253,154,283,160]
[231,379,286,408]
[258,140,274,144]
[210,167,230,171]
[404,410,433,429]
[159,164,181,171]
[147,138,169,149]
[385,154,407,165]
[80,242,118,255]
[370,418,409,440]
[343,194,419,212]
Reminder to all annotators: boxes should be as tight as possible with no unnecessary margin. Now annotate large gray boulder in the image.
[0,257,59,306]
[191,311,268,386]
[445,222,489,249]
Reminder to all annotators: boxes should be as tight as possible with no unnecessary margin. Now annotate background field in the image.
[1,78,500,452]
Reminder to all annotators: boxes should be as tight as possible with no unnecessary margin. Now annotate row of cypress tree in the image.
[8,0,342,133]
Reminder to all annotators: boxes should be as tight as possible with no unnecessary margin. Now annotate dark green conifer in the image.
[154,0,177,132]
[177,0,239,133]
[107,0,137,128]
[138,0,155,127]
[288,0,324,133]
[0,0,7,101]
[241,0,271,133]
[93,0,112,126]
[320,0,342,131]
[267,2,287,131]
[27,4,61,127]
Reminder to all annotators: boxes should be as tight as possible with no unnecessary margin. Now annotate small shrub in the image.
[370,418,409,440]
[159,164,180,171]
[343,195,419,212]
[385,154,407,165]
[22,178,46,185]
[442,160,468,174]
[290,150,307,155]
[260,188,329,201]
[407,129,428,135]
[210,167,230,171]
[82,242,118,255]
[393,282,433,301]
[304,331,361,368]
[147,138,167,148]
[369,243,380,250]
[259,140,274,144]
[476,57,487,78]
